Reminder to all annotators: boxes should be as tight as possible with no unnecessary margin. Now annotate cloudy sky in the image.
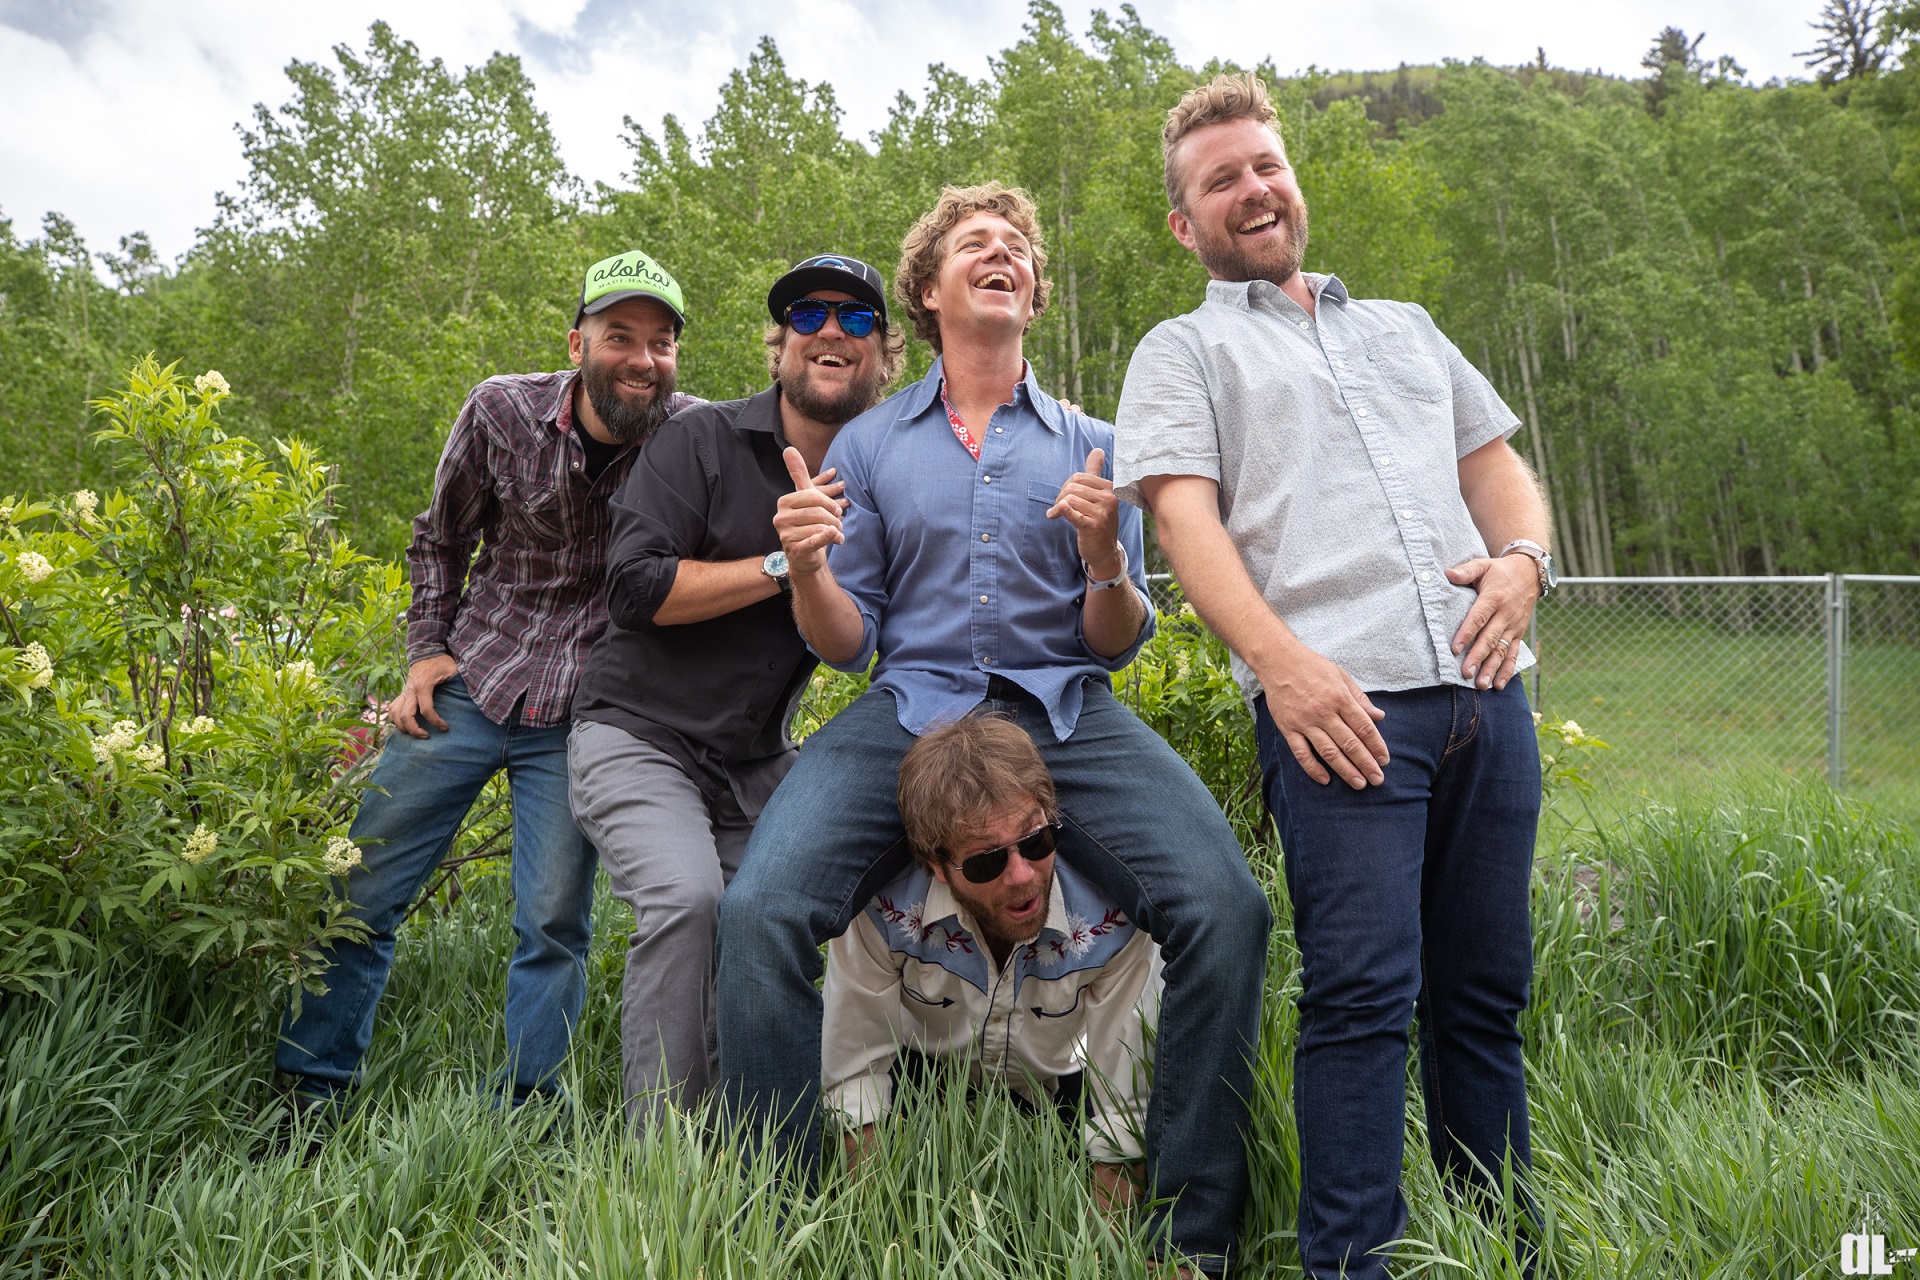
[2,0,1828,262]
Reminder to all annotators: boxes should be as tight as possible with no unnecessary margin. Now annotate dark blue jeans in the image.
[716,682,1270,1275]
[1256,681,1539,1280]
[276,677,597,1101]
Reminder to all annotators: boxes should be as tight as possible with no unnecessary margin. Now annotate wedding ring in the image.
[1493,636,1511,652]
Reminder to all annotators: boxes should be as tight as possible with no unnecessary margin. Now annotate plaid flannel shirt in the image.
[405,369,701,727]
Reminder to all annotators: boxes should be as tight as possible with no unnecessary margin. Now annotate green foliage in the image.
[9,14,1919,570]
[5,773,1917,1276]
[0,357,406,1006]
[1533,780,1920,1076]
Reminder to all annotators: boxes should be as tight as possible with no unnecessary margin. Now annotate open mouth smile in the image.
[809,351,852,368]
[974,271,1016,293]
[1236,210,1279,236]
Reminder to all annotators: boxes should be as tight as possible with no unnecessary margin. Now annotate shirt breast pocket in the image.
[1019,479,1070,564]
[499,473,568,547]
[1364,331,1449,404]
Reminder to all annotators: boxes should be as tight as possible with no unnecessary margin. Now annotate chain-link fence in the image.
[1145,572,1920,804]
[1528,576,1920,799]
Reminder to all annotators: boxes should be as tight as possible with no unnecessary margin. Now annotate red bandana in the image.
[939,380,979,460]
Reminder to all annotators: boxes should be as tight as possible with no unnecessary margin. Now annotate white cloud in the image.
[0,0,1827,262]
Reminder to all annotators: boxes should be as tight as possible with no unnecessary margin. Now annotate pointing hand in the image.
[773,446,848,576]
[1047,447,1122,578]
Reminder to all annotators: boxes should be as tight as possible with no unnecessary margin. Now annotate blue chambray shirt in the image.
[817,358,1155,741]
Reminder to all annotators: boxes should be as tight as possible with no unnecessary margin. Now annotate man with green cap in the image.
[275,251,699,1114]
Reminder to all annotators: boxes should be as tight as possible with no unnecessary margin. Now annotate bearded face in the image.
[579,335,679,444]
[1188,190,1310,287]
[1170,116,1313,289]
[775,292,891,426]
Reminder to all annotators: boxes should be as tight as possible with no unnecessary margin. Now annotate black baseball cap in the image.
[767,254,888,325]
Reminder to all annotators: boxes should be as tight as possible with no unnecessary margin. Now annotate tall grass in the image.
[4,777,1917,1277]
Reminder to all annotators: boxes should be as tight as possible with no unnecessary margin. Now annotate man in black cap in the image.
[568,253,904,1124]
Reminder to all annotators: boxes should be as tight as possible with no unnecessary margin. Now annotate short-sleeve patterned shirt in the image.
[1113,273,1534,699]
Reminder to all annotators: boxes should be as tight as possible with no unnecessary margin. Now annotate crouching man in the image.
[823,713,1161,1211]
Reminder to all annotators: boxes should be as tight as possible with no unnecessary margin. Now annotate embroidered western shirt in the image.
[822,858,1161,1162]
[404,369,700,727]
[1113,273,1534,701]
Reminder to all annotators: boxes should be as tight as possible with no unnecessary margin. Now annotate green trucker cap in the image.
[575,249,686,331]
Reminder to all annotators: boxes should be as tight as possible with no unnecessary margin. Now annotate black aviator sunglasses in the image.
[784,298,879,338]
[951,820,1060,885]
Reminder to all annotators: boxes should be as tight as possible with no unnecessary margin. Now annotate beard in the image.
[948,862,1055,956]
[779,343,890,427]
[1191,198,1311,288]
[579,343,678,444]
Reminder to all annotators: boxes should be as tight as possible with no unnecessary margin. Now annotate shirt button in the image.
[1379,456,1394,466]
[994,427,1004,434]
[1419,571,1434,583]
[982,656,994,665]
[979,595,989,604]
[1297,321,1309,330]
[1355,407,1369,418]
[983,476,992,484]
[1400,510,1414,520]
[981,534,991,542]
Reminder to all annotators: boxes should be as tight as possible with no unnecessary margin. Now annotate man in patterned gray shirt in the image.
[1115,74,1556,1280]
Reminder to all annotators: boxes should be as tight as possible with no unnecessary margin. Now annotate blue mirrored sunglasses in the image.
[785,298,879,338]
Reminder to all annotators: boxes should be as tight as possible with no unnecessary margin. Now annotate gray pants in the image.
[568,719,766,1124]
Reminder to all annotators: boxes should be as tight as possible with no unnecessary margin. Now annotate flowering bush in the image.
[1537,712,1612,806]
[0,357,406,1007]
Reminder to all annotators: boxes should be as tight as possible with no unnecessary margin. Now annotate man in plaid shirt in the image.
[277,250,699,1110]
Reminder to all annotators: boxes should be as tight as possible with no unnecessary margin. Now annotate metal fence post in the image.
[1528,611,1540,710]
[1826,572,1848,790]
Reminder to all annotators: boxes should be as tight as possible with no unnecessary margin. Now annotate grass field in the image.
[4,778,1918,1277]
[1531,598,1920,828]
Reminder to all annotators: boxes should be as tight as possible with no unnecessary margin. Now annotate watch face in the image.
[764,550,790,579]
[1542,554,1558,590]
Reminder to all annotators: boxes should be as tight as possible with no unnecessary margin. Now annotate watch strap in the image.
[1082,543,1129,591]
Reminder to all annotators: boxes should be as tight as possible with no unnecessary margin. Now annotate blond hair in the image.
[893,182,1052,355]
[897,713,1057,863]
[1162,72,1282,210]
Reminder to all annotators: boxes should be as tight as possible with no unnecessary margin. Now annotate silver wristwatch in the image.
[1498,539,1557,598]
[1082,543,1129,592]
[761,549,792,592]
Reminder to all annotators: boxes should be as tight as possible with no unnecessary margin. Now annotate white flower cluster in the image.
[72,489,98,521]
[194,370,230,397]
[132,742,165,771]
[284,659,317,684]
[16,642,51,690]
[183,823,218,864]
[15,551,53,584]
[182,715,217,737]
[321,836,363,876]
[91,719,141,765]
[1559,719,1586,744]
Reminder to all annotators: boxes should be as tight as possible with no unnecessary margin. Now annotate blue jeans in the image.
[276,677,597,1100]
[1256,681,1539,1280]
[716,681,1270,1275]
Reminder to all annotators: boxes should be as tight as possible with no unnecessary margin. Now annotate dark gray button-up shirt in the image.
[1114,273,1534,699]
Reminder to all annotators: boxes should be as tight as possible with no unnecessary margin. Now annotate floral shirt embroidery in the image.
[823,858,1162,1162]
